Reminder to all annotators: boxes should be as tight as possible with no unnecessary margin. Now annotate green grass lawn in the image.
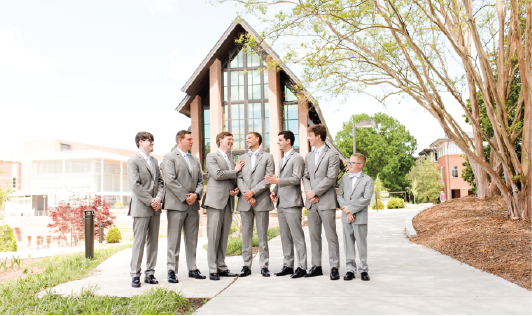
[204,227,280,256]
[0,243,203,315]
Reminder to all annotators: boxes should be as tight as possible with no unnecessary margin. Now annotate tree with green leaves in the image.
[0,170,12,212]
[212,0,531,219]
[407,157,443,204]
[334,113,417,193]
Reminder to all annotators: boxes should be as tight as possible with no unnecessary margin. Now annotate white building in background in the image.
[4,139,163,219]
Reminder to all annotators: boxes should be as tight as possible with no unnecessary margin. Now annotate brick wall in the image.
[297,92,309,157]
[267,56,282,166]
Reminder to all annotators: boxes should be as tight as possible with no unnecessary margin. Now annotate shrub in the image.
[0,224,17,252]
[303,209,307,217]
[387,198,406,209]
[371,200,385,210]
[105,227,122,243]
[113,200,124,209]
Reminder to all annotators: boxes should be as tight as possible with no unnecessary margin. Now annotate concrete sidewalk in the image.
[46,209,531,314]
[196,209,531,315]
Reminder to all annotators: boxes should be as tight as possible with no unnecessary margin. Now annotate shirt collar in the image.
[284,148,294,157]
[218,148,229,157]
[138,151,150,160]
[350,171,363,178]
[314,144,325,154]
[177,147,188,157]
[248,148,260,156]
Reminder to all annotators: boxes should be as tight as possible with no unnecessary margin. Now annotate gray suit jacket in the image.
[272,150,305,209]
[161,149,204,211]
[303,145,340,210]
[236,149,275,212]
[127,152,164,217]
[337,172,374,224]
[201,151,237,211]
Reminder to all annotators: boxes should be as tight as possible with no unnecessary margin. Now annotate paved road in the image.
[47,209,531,314]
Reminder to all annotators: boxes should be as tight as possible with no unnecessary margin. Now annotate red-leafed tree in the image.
[47,195,117,246]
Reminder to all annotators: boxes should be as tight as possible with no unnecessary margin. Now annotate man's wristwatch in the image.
[195,193,200,200]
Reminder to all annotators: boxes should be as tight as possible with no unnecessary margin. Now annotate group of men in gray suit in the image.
[126,124,374,287]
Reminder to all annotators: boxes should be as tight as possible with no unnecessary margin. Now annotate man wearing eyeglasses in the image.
[127,132,164,288]
[337,153,374,281]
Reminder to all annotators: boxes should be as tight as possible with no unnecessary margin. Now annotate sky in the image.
[0,0,472,159]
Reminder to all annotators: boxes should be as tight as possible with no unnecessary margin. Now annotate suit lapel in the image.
[137,153,153,178]
[252,150,263,174]
[173,149,192,177]
[309,151,315,176]
[216,152,230,170]
[280,150,294,171]
[314,146,328,174]
[350,172,365,198]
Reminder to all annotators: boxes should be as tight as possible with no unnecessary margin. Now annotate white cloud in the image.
[168,47,210,81]
[143,0,177,13]
[0,28,62,72]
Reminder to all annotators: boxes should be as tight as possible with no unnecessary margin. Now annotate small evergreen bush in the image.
[105,227,122,243]
[371,200,385,210]
[387,198,406,209]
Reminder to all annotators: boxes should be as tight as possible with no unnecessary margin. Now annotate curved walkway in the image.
[47,209,531,314]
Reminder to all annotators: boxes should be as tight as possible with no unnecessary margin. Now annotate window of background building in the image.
[60,144,71,152]
[449,143,457,154]
[282,86,299,149]
[221,47,269,153]
[451,166,458,178]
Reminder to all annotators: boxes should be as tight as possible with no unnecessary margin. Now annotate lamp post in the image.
[353,120,376,154]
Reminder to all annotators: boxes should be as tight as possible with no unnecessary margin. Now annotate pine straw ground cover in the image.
[410,196,531,290]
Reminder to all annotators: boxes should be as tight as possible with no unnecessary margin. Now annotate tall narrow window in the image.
[283,86,299,149]
[203,109,211,153]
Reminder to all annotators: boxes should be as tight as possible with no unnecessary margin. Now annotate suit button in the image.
[251,178,254,181]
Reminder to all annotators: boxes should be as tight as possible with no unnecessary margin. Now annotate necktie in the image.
[184,153,192,171]
[149,157,155,179]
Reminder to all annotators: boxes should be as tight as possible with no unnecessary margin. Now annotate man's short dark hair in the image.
[176,130,192,143]
[278,130,295,147]
[247,132,262,146]
[308,124,327,141]
[216,131,233,147]
[135,132,154,148]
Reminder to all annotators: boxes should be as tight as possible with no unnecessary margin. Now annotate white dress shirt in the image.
[139,151,154,177]
[281,148,294,168]
[314,144,325,166]
[177,147,192,171]
[248,148,260,170]
[218,148,232,168]
[350,171,363,191]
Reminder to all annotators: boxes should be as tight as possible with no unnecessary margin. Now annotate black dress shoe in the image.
[189,269,206,279]
[132,277,141,288]
[344,271,355,281]
[361,272,370,281]
[168,270,179,283]
[274,266,294,276]
[291,267,307,279]
[209,273,220,280]
[239,266,251,277]
[261,267,270,277]
[218,270,237,277]
[144,275,158,284]
[304,265,323,277]
[330,267,340,280]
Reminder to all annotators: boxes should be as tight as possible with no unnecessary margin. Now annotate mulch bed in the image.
[410,196,531,290]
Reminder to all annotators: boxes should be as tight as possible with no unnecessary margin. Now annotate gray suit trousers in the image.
[278,207,307,270]
[167,206,199,273]
[343,222,368,273]
[130,214,160,277]
[307,208,340,268]
[241,208,270,268]
[206,203,233,273]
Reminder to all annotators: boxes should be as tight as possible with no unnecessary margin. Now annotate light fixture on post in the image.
[353,119,376,154]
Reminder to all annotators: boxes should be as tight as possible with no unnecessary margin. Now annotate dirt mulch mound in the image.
[410,196,531,290]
